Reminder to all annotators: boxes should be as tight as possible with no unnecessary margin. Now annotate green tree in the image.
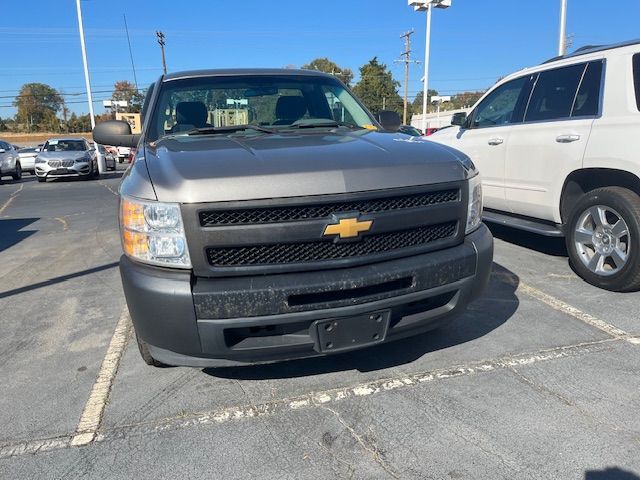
[13,83,63,131]
[67,113,92,133]
[112,81,144,113]
[411,89,439,114]
[352,57,403,115]
[301,58,354,86]
[450,91,485,109]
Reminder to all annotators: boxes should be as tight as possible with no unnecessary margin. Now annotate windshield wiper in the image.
[185,125,276,135]
[284,119,362,130]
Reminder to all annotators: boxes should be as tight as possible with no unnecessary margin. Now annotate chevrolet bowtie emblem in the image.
[323,217,373,239]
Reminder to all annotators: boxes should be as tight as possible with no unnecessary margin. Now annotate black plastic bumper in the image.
[120,224,493,366]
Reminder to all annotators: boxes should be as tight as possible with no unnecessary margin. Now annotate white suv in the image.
[430,39,640,291]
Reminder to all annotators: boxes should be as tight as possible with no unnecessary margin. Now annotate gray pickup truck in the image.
[93,69,493,367]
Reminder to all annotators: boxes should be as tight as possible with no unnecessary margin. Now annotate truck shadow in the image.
[204,262,519,380]
[0,218,38,253]
[585,468,640,479]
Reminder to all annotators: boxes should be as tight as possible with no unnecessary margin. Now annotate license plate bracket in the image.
[314,310,390,353]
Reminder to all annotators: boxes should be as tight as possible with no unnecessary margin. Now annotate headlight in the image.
[35,157,45,164]
[120,197,191,268]
[75,154,91,163]
[465,174,483,234]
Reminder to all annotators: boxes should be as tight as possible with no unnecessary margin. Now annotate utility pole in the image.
[156,31,167,74]
[395,30,419,125]
[558,0,568,56]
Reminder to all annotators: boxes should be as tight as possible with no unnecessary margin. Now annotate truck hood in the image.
[143,130,472,203]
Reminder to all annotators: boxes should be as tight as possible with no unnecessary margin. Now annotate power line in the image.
[124,14,139,91]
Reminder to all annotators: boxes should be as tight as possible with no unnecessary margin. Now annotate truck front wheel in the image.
[566,187,640,292]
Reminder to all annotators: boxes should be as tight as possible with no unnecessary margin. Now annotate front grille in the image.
[206,221,457,267]
[199,189,459,227]
[48,159,75,168]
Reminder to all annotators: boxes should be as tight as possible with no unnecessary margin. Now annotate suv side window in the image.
[525,64,585,122]
[633,54,640,111]
[571,61,603,117]
[470,76,530,129]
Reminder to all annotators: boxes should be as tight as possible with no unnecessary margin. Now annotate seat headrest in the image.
[275,96,307,122]
[176,101,208,127]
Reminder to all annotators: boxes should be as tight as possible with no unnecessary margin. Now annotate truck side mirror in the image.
[93,120,140,148]
[451,112,467,127]
[376,110,401,132]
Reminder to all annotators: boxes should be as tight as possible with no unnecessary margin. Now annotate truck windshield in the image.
[147,74,376,141]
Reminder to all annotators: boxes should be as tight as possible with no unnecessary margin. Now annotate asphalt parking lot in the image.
[0,168,639,479]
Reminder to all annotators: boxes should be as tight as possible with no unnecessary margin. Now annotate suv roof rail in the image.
[541,38,640,64]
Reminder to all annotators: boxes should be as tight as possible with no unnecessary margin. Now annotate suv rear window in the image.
[633,54,640,111]
[525,64,585,122]
[572,61,603,117]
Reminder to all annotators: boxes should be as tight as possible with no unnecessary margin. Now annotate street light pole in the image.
[558,0,568,56]
[409,0,450,134]
[75,0,105,173]
[421,4,432,134]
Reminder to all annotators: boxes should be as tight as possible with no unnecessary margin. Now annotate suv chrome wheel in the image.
[574,205,630,276]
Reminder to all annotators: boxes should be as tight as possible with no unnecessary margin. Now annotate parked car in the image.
[0,140,22,182]
[96,144,117,171]
[17,147,39,174]
[398,125,423,136]
[116,146,131,163]
[34,138,99,182]
[93,68,492,368]
[430,39,640,291]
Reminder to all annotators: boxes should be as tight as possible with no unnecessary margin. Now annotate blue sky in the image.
[2,0,640,117]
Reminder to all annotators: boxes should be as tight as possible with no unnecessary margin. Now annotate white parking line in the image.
[0,436,70,458]
[0,183,24,215]
[70,307,131,447]
[0,337,621,459]
[495,272,635,343]
[517,282,632,340]
[96,339,617,441]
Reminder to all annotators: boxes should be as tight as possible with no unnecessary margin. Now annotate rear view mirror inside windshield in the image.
[244,86,278,97]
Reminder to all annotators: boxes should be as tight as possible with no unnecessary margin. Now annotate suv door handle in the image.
[488,138,504,146]
[556,134,581,143]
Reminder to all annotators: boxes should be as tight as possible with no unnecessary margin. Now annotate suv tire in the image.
[566,187,640,292]
[135,333,168,367]
[37,176,46,183]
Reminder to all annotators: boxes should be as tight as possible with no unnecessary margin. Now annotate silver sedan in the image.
[34,138,99,183]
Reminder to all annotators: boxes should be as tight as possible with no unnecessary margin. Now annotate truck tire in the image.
[37,176,46,183]
[566,187,640,292]
[136,333,168,367]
